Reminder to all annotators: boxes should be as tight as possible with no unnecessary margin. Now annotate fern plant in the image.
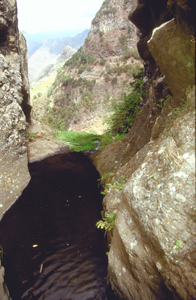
[96,213,116,231]
[101,175,126,195]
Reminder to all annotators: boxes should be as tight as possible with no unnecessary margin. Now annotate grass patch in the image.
[55,131,125,152]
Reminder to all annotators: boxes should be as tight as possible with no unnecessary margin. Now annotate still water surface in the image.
[0,152,117,300]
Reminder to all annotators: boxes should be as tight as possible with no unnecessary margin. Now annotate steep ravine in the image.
[0,0,195,300]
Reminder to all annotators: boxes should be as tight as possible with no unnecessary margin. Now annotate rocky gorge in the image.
[0,0,195,299]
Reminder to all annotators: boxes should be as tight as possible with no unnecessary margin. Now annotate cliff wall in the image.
[92,0,195,299]
[0,1,31,297]
[0,0,31,220]
[40,0,142,133]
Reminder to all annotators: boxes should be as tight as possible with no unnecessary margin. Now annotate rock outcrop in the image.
[0,0,31,220]
[92,0,195,299]
[83,0,138,57]
[0,1,31,297]
[39,0,141,133]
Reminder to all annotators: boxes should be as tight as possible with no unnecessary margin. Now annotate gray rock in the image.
[106,109,195,300]
[0,0,31,219]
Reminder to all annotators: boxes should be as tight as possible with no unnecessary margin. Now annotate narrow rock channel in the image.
[0,152,117,300]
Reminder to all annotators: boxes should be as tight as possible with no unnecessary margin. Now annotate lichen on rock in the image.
[92,1,196,299]
[104,102,195,300]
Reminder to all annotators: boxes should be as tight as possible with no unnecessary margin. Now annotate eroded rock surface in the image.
[105,108,195,300]
[0,0,31,220]
[92,1,195,299]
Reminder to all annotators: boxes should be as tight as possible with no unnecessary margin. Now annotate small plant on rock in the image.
[101,175,126,195]
[96,213,116,231]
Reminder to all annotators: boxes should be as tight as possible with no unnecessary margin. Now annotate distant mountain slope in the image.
[28,29,89,82]
[31,0,143,133]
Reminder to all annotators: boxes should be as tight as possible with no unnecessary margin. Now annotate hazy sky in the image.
[16,0,104,33]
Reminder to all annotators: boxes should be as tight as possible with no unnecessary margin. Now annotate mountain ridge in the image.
[28,29,89,82]
[31,0,142,133]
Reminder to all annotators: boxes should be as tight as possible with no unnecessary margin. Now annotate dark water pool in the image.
[0,152,118,300]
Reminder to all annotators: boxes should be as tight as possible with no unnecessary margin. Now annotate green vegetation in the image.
[157,95,172,108]
[80,90,94,111]
[176,240,182,248]
[64,47,96,70]
[123,48,140,60]
[101,175,126,195]
[124,0,130,6]
[47,92,79,129]
[96,213,116,231]
[55,131,125,152]
[119,34,127,46]
[104,61,141,78]
[107,68,144,133]
[27,132,38,139]
[100,58,107,65]
[100,172,114,186]
[46,74,96,129]
[102,6,117,15]
[112,77,118,85]
[47,81,58,97]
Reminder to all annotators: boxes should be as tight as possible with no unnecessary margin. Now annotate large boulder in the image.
[92,1,195,299]
[147,18,195,106]
[106,105,195,300]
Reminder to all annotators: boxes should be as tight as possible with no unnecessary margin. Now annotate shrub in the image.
[108,91,141,133]
[100,58,106,65]
[112,77,118,85]
[47,81,58,97]
[104,74,110,82]
[81,90,93,110]
[78,65,86,74]
[119,34,127,46]
[107,68,144,133]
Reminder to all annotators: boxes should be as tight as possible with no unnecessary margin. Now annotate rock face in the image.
[44,0,141,133]
[147,18,195,105]
[92,1,195,299]
[105,106,195,300]
[0,0,31,221]
[83,0,138,57]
